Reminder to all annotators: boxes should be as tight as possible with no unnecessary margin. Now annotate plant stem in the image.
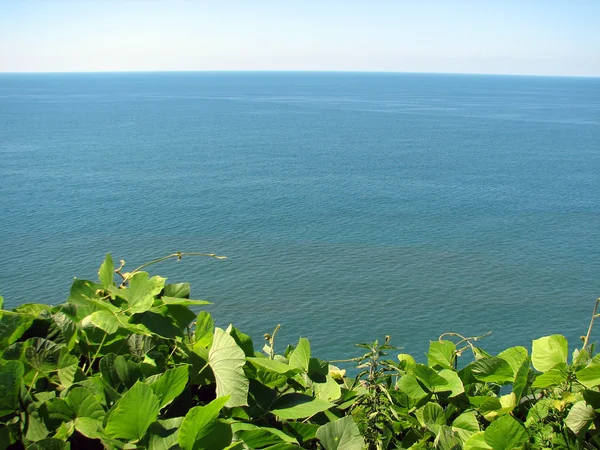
[582,298,600,350]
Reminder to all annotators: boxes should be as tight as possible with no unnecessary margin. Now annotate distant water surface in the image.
[1,72,599,363]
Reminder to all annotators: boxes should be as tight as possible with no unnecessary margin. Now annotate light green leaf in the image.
[464,432,492,450]
[149,365,189,409]
[178,396,231,450]
[81,310,122,334]
[427,340,455,370]
[422,402,445,427]
[470,357,514,383]
[398,353,417,370]
[289,337,311,372]
[209,327,249,407]
[413,364,449,391]
[452,412,480,441]
[160,297,212,306]
[565,400,595,435]
[512,356,530,402]
[484,415,528,450]
[576,362,600,388]
[105,381,161,442]
[316,416,365,450]
[531,335,568,372]
[497,346,528,376]
[116,272,165,314]
[271,393,334,419]
[532,363,568,389]
[397,374,429,400]
[438,369,464,397]
[163,283,191,298]
[98,254,114,289]
[194,311,214,347]
[247,357,299,375]
[74,417,103,440]
[314,374,342,401]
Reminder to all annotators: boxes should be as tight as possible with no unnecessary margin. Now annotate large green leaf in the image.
[116,272,165,314]
[470,357,514,383]
[316,416,365,450]
[413,364,449,391]
[232,423,297,448]
[66,387,104,420]
[209,327,249,407]
[163,283,191,298]
[483,415,528,450]
[452,412,480,442]
[497,346,528,376]
[437,369,464,397]
[105,381,161,442]
[397,374,429,401]
[81,310,123,334]
[98,253,114,289]
[178,396,231,450]
[289,338,311,372]
[531,335,568,372]
[512,356,531,402]
[427,340,455,370]
[160,297,212,307]
[532,362,568,389]
[0,360,24,415]
[464,432,492,450]
[576,362,600,388]
[148,365,189,409]
[565,400,595,435]
[271,393,333,420]
[194,311,214,347]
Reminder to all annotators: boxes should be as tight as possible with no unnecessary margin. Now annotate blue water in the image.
[1,72,599,364]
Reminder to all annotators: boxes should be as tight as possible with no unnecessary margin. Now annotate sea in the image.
[1,72,599,366]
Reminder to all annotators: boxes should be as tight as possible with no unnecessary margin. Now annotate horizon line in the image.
[0,69,598,79]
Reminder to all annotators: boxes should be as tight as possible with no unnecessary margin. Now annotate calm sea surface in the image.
[1,72,599,364]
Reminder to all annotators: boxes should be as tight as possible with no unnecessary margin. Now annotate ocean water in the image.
[1,72,599,364]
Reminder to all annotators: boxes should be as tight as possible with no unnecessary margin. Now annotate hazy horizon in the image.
[1,1,599,77]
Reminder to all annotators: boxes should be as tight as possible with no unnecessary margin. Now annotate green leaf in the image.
[398,353,417,370]
[81,310,123,334]
[532,363,568,389]
[116,272,165,314]
[209,327,249,407]
[163,283,191,298]
[147,417,183,450]
[289,338,311,372]
[226,324,255,357]
[438,369,464,397]
[271,393,333,420]
[531,335,568,372]
[99,253,114,289]
[413,364,448,391]
[160,297,212,306]
[483,415,528,450]
[427,340,455,369]
[565,400,595,435]
[0,360,24,415]
[497,346,528,376]
[397,374,429,400]
[66,387,104,420]
[194,311,214,346]
[74,417,103,440]
[105,381,161,442]
[285,422,320,442]
[27,438,67,450]
[314,374,342,401]
[464,432,492,450]
[422,402,445,427]
[316,416,365,450]
[247,357,299,375]
[232,423,292,448]
[512,356,530,402]
[576,362,600,388]
[470,357,514,383]
[452,412,480,441]
[149,365,189,409]
[178,396,231,450]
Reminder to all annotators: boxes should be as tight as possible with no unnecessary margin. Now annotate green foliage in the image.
[0,253,599,449]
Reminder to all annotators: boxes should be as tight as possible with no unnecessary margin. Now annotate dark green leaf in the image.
[178,396,231,450]
[470,357,514,383]
[149,365,189,409]
[0,360,24,415]
[271,393,333,420]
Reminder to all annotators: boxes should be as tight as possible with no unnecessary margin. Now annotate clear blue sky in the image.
[1,0,598,76]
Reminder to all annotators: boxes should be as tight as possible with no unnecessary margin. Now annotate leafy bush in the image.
[0,253,599,449]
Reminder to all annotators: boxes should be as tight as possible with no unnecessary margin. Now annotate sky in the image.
[0,0,599,76]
